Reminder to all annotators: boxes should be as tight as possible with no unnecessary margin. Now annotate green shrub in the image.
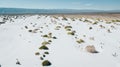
[35,52,40,55]
[93,21,98,25]
[48,40,52,42]
[44,52,49,54]
[40,57,44,60]
[62,17,68,21]
[25,26,28,29]
[67,31,75,35]
[42,60,52,66]
[65,26,72,29]
[39,45,49,50]
[28,30,32,32]
[76,39,85,44]
[112,20,120,22]
[106,22,112,24]
[42,41,50,45]
[89,27,92,30]
[42,35,48,38]
[53,36,57,39]
[66,28,71,31]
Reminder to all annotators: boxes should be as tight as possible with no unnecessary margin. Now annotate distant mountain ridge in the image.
[0,8,120,14]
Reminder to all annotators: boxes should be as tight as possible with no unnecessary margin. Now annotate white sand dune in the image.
[0,15,120,67]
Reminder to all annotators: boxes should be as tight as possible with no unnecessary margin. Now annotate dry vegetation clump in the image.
[62,16,68,21]
[93,21,98,25]
[28,30,33,32]
[25,26,28,29]
[42,35,48,38]
[42,33,52,38]
[40,57,44,60]
[65,26,72,29]
[99,25,105,28]
[28,29,39,33]
[76,39,85,44]
[85,45,99,53]
[44,52,49,55]
[35,52,40,55]
[55,26,61,30]
[106,22,112,24]
[39,45,49,50]
[42,60,52,66]
[89,27,93,30]
[83,19,92,23]
[42,41,50,45]
[112,20,120,22]
[67,31,76,35]
[53,16,58,19]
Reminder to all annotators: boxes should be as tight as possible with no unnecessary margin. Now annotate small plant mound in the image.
[42,60,52,66]
[42,41,50,45]
[62,17,68,21]
[89,27,92,30]
[35,52,40,55]
[55,26,61,30]
[85,45,99,53]
[76,39,85,44]
[93,21,98,25]
[42,35,48,38]
[112,20,120,22]
[67,31,75,35]
[44,52,49,54]
[65,26,72,29]
[53,36,57,39]
[28,30,32,32]
[39,45,49,50]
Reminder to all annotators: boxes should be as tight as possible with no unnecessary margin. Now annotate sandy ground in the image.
[50,14,120,22]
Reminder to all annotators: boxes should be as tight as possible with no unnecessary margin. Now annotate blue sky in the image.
[0,0,120,10]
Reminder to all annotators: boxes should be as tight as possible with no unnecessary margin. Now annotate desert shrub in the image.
[66,28,71,31]
[28,30,32,32]
[53,36,57,39]
[43,54,46,57]
[93,21,98,25]
[42,60,52,66]
[53,16,58,19]
[62,17,68,21]
[84,19,90,22]
[107,29,111,33]
[35,52,40,55]
[42,35,48,38]
[89,27,92,30]
[16,59,21,65]
[40,57,44,60]
[44,52,49,54]
[99,25,105,28]
[112,20,120,22]
[55,26,61,30]
[67,31,75,35]
[42,41,50,45]
[65,26,72,29]
[76,39,85,44]
[106,22,112,24]
[25,26,28,29]
[116,20,120,22]
[85,45,99,53]
[39,45,49,50]
[48,40,52,42]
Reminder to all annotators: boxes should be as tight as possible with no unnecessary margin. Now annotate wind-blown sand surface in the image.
[51,14,120,21]
[0,14,120,67]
